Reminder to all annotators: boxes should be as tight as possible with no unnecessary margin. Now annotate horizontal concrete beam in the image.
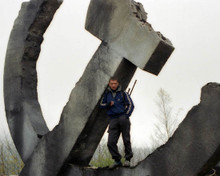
[86,0,174,75]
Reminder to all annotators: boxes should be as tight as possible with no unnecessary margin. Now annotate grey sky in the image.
[1,0,220,147]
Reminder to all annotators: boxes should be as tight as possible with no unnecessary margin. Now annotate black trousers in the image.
[107,115,133,161]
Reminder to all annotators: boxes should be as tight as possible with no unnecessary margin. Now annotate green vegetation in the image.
[89,139,152,168]
[0,134,23,175]
[90,144,114,168]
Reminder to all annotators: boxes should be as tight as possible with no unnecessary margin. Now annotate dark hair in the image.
[109,77,119,83]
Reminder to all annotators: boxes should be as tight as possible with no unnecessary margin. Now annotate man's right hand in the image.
[110,101,114,106]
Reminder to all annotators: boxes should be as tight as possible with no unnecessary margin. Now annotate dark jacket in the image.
[100,86,134,118]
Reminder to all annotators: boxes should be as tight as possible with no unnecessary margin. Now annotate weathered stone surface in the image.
[63,0,174,167]
[20,5,173,176]
[86,0,174,75]
[64,59,137,167]
[20,44,138,176]
[4,0,62,162]
[63,83,220,176]
[4,0,174,175]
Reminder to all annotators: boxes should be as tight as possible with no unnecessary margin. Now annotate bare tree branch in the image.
[151,88,183,148]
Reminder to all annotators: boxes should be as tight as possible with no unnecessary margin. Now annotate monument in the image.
[4,0,219,175]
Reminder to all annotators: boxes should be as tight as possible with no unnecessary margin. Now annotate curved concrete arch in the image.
[4,0,63,162]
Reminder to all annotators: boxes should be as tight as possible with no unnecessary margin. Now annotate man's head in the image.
[108,77,119,91]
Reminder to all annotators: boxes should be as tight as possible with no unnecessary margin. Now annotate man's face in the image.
[109,80,119,91]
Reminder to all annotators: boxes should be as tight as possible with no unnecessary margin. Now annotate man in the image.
[100,77,134,168]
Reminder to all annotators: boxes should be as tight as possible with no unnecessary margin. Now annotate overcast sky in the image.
[1,0,220,148]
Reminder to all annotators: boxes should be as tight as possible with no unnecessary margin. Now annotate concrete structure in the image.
[63,83,220,176]
[86,0,173,75]
[4,0,220,175]
[4,0,174,175]
[4,0,62,162]
[17,0,173,175]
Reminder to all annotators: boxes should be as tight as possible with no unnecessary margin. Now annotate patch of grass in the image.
[90,144,114,168]
[0,135,23,175]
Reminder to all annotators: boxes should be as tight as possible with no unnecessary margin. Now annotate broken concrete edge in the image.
[196,82,220,175]
[85,0,174,76]
[62,82,220,176]
[129,0,174,47]
[142,82,220,175]
[4,0,63,162]
[22,0,63,133]
[200,82,220,102]
[85,0,148,40]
